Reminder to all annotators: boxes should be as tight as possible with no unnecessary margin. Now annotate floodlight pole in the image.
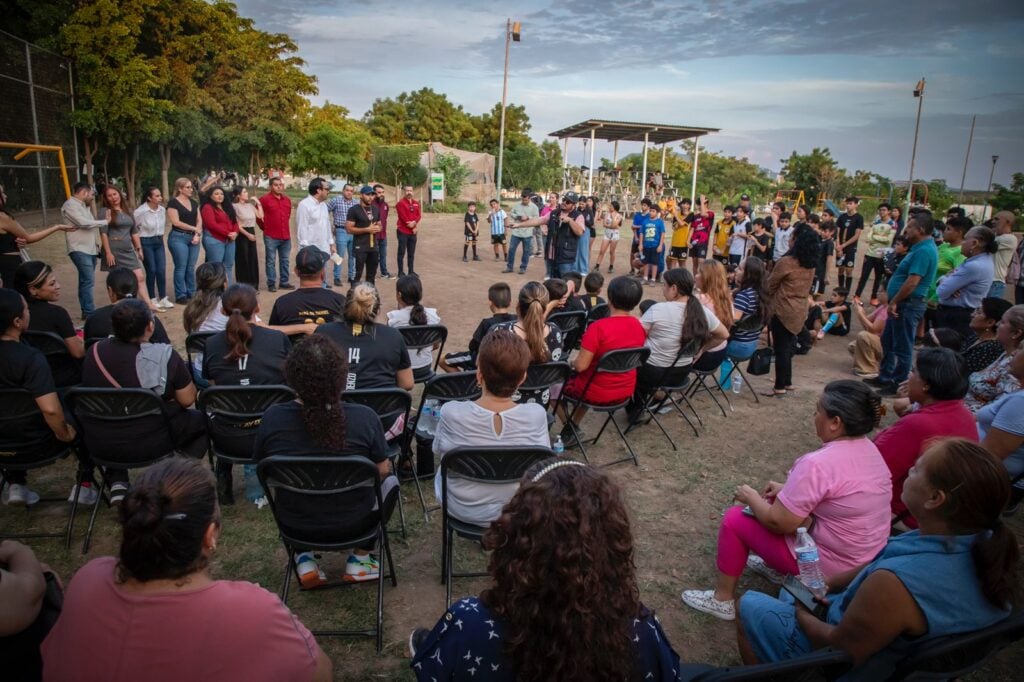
[905,77,925,218]
[957,114,975,205]
[495,18,515,200]
[986,155,999,217]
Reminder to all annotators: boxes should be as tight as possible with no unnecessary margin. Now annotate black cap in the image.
[295,246,327,275]
[740,194,751,200]
[561,191,578,204]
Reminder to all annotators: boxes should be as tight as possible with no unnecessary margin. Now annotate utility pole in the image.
[905,77,925,218]
[957,114,975,205]
[495,19,520,202]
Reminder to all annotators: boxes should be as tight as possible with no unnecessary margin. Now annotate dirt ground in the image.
[5,208,1023,680]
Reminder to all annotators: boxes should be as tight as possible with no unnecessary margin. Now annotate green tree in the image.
[371,144,427,195]
[779,148,849,200]
[363,88,478,147]
[431,152,470,200]
[472,102,532,155]
[290,102,373,178]
[988,173,1024,215]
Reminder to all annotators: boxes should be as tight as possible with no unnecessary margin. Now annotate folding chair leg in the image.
[391,479,407,538]
[65,468,85,550]
[281,547,298,602]
[737,366,761,404]
[409,467,430,523]
[444,527,454,606]
[609,413,640,466]
[80,472,109,555]
[646,409,679,449]
[668,396,700,437]
[590,412,614,446]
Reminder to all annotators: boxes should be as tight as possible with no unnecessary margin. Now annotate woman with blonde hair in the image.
[166,177,203,303]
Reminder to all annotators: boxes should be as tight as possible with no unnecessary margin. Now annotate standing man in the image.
[505,189,539,275]
[326,183,357,287]
[738,193,756,220]
[835,196,864,290]
[991,210,1017,299]
[395,185,421,277]
[258,176,294,292]
[865,213,938,396]
[373,184,394,279]
[346,185,382,284]
[535,192,584,277]
[296,178,335,285]
[61,182,107,319]
[853,202,896,305]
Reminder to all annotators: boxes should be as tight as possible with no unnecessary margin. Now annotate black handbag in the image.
[747,346,774,375]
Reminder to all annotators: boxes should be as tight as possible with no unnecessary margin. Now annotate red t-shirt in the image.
[395,198,422,235]
[873,400,978,528]
[42,557,322,682]
[564,315,646,404]
[200,203,237,243]
[258,191,293,241]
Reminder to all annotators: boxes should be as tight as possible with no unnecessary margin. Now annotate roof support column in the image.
[690,136,701,207]
[562,137,568,191]
[587,128,595,195]
[640,132,649,200]
[660,144,667,173]
[612,140,618,166]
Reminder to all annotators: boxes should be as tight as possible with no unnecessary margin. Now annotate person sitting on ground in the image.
[267,246,346,327]
[962,297,1012,373]
[85,267,171,345]
[432,330,550,525]
[737,439,1020,679]
[410,459,681,681]
[41,457,332,681]
[557,276,646,445]
[81,299,208,504]
[496,282,565,404]
[581,270,606,315]
[254,335,398,587]
[848,290,888,379]
[977,339,1024,515]
[386,274,442,382]
[811,287,852,340]
[13,260,84,387]
[681,380,892,621]
[0,289,90,508]
[873,347,977,531]
[440,282,515,372]
[965,304,1024,413]
[315,282,414,391]
[693,259,734,368]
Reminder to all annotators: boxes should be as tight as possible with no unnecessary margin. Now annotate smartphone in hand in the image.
[782,575,827,619]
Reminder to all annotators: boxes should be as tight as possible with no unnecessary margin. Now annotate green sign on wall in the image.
[430,172,444,201]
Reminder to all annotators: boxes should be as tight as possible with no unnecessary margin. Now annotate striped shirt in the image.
[327,195,358,228]
[731,287,762,343]
[489,209,507,237]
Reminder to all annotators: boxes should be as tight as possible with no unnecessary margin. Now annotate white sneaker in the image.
[681,589,736,621]
[3,483,40,506]
[746,554,786,585]
[159,297,175,309]
[68,483,100,506]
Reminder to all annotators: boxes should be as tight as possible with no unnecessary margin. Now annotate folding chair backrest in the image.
[595,346,650,375]
[0,388,68,467]
[342,388,411,436]
[65,387,174,467]
[586,303,610,326]
[185,331,218,373]
[520,361,571,394]
[198,385,296,462]
[422,371,481,404]
[690,646,853,681]
[547,310,587,350]
[441,446,556,485]
[397,324,447,351]
[23,330,80,388]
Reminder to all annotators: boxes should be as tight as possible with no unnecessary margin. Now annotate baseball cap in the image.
[561,191,578,204]
[295,246,327,275]
[740,193,751,200]
[359,185,375,195]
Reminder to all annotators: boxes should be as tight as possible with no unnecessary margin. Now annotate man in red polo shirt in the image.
[394,185,422,277]
[258,176,294,292]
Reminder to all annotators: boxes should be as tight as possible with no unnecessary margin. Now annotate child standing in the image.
[667,197,692,270]
[463,201,480,262]
[726,205,749,267]
[772,211,794,262]
[749,218,772,264]
[712,205,736,264]
[487,199,508,261]
[814,216,835,295]
[641,204,666,284]
[686,195,714,271]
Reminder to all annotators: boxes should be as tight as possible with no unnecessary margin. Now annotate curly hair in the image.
[284,335,348,451]
[481,460,642,681]
[788,224,821,269]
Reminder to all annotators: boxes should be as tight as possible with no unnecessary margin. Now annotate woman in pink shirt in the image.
[42,457,331,682]
[681,380,892,621]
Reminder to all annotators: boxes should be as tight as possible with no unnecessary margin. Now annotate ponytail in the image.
[664,268,709,352]
[220,284,257,361]
[517,282,551,362]
[396,275,427,325]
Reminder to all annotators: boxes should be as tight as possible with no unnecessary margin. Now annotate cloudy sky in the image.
[235,0,1024,189]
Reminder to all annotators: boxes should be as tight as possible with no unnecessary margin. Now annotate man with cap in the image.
[505,188,540,274]
[268,245,346,326]
[296,177,335,286]
[346,185,383,284]
[518,192,585,277]
[738,193,755,220]
[395,184,422,277]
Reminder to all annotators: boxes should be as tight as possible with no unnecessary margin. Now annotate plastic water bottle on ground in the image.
[732,374,743,395]
[243,464,262,502]
[552,435,565,455]
[794,527,827,600]
[418,399,439,437]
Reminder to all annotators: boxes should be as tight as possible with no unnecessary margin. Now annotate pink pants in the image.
[716,505,799,577]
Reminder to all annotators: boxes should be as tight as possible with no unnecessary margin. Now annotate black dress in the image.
[233,202,260,288]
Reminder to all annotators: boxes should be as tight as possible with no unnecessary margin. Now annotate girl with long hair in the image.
[231,187,262,288]
[100,186,158,313]
[593,199,623,274]
[183,262,228,334]
[134,186,172,309]
[693,259,734,369]
[13,260,84,386]
[166,177,203,302]
[496,281,565,404]
[386,275,441,382]
[200,186,239,284]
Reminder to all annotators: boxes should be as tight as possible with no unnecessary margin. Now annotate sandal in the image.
[761,389,787,397]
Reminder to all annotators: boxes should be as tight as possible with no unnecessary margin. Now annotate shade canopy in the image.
[548,119,720,145]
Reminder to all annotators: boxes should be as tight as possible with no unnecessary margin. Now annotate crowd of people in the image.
[1,178,1023,680]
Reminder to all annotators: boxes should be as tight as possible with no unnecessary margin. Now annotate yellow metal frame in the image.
[773,189,807,212]
[0,142,72,199]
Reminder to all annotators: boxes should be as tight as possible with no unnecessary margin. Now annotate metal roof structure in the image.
[548,119,720,145]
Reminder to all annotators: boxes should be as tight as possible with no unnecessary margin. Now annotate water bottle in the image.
[418,399,439,437]
[794,527,827,600]
[732,374,743,395]
[243,464,263,503]
[552,435,565,455]
[719,358,733,391]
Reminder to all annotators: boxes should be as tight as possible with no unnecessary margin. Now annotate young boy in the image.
[581,271,606,313]
[562,271,587,312]
[726,205,749,267]
[543,278,569,312]
[749,218,772,264]
[440,282,516,371]
[813,287,852,339]
[686,195,714,270]
[772,211,794,262]
[835,196,863,290]
[667,197,692,269]
[814,216,835,295]
[712,205,736,264]
[487,199,508,261]
[640,204,666,284]
[463,201,480,262]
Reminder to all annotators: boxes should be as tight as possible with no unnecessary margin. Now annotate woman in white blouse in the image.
[232,187,263,289]
[133,187,172,309]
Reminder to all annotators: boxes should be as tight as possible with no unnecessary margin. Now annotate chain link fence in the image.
[0,29,79,225]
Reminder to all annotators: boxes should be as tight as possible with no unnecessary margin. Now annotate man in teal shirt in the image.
[866,213,938,395]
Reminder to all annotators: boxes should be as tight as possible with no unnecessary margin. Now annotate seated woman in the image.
[432,329,550,525]
[81,299,208,503]
[254,335,398,586]
[737,439,1020,680]
[0,540,61,679]
[963,297,1012,373]
[315,282,414,391]
[977,339,1024,514]
[41,457,332,681]
[873,347,977,531]
[965,304,1023,412]
[727,256,767,360]
[693,259,733,370]
[681,380,892,620]
[410,459,681,681]
[557,276,646,444]
[386,274,442,382]
[84,267,171,344]
[13,260,84,387]
[495,281,565,404]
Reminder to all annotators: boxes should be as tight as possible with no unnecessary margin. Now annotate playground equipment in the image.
[0,142,73,199]
[772,189,807,213]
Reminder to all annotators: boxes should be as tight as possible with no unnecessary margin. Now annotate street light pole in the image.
[495,19,520,202]
[986,155,999,218]
[957,114,975,205]
[905,77,925,219]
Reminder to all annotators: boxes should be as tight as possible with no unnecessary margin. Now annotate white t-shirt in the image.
[773,226,794,260]
[387,306,441,369]
[641,300,720,367]
[432,400,550,525]
[729,219,749,257]
[994,233,1016,282]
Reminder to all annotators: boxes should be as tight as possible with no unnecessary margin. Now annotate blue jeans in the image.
[140,236,167,299]
[574,229,590,273]
[556,261,577,276]
[507,235,532,272]
[334,228,354,281]
[168,230,199,299]
[988,280,1006,300]
[379,238,391,276]
[878,298,926,385]
[203,234,236,283]
[264,237,291,287]
[69,251,98,317]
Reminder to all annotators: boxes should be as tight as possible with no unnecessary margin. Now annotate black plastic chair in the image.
[687,647,853,681]
[547,309,587,352]
[65,387,180,553]
[342,388,414,536]
[558,346,650,466]
[397,324,448,382]
[516,360,571,406]
[886,610,1024,681]
[0,389,79,548]
[720,312,766,405]
[185,331,218,383]
[197,383,296,477]
[686,352,732,418]
[585,302,610,328]
[257,455,397,652]
[439,446,555,606]
[23,330,81,388]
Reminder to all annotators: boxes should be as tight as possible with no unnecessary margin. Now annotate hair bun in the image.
[118,487,167,531]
